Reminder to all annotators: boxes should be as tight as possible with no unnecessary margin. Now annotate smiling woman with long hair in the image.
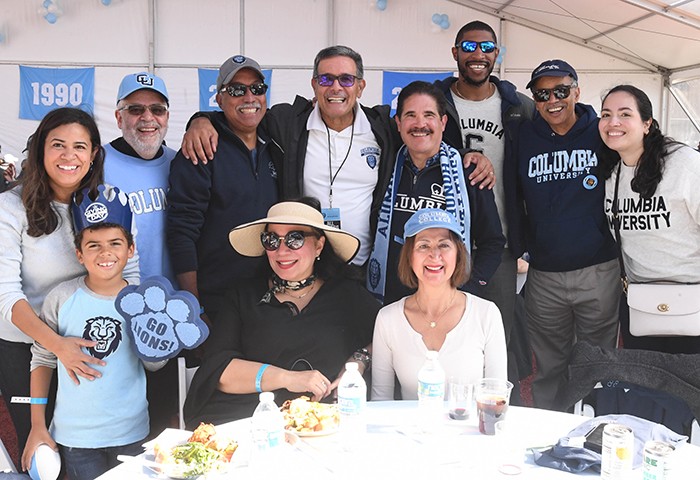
[0,107,139,459]
[599,84,700,354]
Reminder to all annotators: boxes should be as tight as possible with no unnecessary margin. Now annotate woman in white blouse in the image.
[371,208,507,400]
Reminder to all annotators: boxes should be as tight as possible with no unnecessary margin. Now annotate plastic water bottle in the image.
[417,350,445,431]
[337,362,367,451]
[250,391,285,468]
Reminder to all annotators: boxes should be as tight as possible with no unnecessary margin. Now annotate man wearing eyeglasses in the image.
[510,60,619,410]
[166,55,280,326]
[104,72,176,282]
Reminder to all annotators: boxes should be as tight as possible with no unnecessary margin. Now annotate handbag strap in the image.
[612,162,629,293]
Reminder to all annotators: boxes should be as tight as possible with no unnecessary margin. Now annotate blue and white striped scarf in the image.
[367,142,471,303]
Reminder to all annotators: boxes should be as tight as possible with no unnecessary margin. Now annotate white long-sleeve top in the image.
[371,291,507,401]
[0,186,139,343]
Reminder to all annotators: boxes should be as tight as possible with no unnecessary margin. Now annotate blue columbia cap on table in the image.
[116,72,169,104]
[403,208,462,240]
[526,59,578,89]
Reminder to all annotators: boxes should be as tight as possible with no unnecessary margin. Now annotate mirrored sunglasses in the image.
[532,84,575,102]
[456,41,497,54]
[119,104,168,116]
[314,73,357,87]
[260,230,319,251]
[222,83,269,97]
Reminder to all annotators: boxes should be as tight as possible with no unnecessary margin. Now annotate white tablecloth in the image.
[96,401,699,479]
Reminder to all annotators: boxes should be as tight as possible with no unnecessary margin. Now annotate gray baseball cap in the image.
[216,55,265,92]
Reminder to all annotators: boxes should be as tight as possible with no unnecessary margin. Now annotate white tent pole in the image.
[148,0,155,73]
[240,0,246,54]
[498,18,505,79]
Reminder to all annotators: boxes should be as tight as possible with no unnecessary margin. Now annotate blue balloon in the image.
[102,0,112,4]
[44,12,57,24]
[42,0,52,8]
[441,14,448,22]
[376,0,387,11]
[440,19,450,30]
[432,13,441,25]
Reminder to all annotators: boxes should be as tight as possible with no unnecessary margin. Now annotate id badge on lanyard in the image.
[322,207,341,229]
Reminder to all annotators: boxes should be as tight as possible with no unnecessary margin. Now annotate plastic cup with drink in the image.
[475,378,513,435]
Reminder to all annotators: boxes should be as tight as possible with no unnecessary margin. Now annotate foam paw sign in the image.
[115,276,209,362]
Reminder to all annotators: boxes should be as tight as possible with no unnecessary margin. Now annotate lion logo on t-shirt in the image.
[82,316,122,359]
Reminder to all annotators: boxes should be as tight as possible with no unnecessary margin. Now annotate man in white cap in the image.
[104,72,176,282]
[167,55,281,324]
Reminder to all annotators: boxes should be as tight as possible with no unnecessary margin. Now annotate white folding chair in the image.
[0,438,17,473]
[177,357,199,430]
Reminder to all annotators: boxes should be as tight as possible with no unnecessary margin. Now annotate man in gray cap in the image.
[105,71,176,282]
[166,55,280,324]
[507,59,619,409]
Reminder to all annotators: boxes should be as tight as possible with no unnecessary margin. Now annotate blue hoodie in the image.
[513,103,616,272]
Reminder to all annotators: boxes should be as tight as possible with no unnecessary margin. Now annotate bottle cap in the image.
[345,362,359,371]
[259,391,274,402]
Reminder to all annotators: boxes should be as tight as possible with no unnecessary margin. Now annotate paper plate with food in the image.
[150,423,238,478]
[281,396,340,437]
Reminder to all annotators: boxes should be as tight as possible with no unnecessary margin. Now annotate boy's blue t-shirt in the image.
[33,276,148,448]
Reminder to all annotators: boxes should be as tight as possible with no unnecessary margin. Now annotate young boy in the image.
[22,186,160,480]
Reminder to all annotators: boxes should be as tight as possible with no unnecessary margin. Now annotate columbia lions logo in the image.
[583,174,598,190]
[233,55,246,63]
[368,258,381,289]
[135,74,154,87]
[83,316,122,359]
[83,202,109,224]
[361,147,380,169]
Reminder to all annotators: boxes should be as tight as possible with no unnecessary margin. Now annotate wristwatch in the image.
[352,348,371,370]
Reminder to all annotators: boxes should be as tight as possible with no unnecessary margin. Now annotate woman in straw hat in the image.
[183,198,379,425]
[371,209,507,400]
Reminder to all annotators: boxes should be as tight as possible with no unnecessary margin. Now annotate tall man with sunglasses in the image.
[510,60,619,410]
[167,56,280,324]
[435,22,534,379]
[105,72,176,281]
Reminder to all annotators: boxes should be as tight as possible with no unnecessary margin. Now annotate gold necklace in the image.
[414,290,457,328]
[452,82,495,101]
[282,282,315,299]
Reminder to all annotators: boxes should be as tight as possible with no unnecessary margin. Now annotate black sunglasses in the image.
[261,230,319,251]
[314,73,357,87]
[222,82,268,97]
[456,41,497,54]
[532,84,575,103]
[118,104,168,117]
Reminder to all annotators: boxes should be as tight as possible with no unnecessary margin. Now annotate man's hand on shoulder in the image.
[181,116,219,165]
[463,151,496,190]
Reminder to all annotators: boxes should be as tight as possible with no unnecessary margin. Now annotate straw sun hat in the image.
[228,201,360,263]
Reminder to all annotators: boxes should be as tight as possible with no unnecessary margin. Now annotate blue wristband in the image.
[31,398,48,405]
[255,364,270,393]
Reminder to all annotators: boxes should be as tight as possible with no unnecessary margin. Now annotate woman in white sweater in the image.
[0,108,138,457]
[599,84,700,354]
[371,209,507,400]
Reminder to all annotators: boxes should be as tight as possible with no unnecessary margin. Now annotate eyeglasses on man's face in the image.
[118,104,168,116]
[531,84,576,103]
[455,40,497,54]
[222,82,269,97]
[314,73,358,87]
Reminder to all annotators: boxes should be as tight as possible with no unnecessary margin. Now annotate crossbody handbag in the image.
[611,162,700,337]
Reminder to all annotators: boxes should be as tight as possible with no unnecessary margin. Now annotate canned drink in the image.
[642,440,674,480]
[601,424,634,480]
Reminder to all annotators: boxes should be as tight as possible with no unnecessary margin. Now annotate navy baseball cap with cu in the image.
[526,59,578,90]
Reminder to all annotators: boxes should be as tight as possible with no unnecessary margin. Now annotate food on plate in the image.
[154,423,238,478]
[281,396,340,434]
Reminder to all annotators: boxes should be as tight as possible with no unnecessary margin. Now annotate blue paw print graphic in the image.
[115,276,209,362]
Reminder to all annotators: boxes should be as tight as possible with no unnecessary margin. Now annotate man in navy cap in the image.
[166,55,280,325]
[104,72,176,282]
[507,60,619,410]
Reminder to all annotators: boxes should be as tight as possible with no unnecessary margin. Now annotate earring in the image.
[316,256,320,261]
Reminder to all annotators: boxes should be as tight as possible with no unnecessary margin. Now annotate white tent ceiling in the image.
[0,0,698,157]
[450,0,700,75]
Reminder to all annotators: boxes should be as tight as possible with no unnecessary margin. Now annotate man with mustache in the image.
[367,81,504,304]
[166,56,281,324]
[105,72,175,281]
[434,21,534,371]
[509,60,619,410]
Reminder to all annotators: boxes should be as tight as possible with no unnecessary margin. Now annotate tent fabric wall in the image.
[0,0,697,160]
